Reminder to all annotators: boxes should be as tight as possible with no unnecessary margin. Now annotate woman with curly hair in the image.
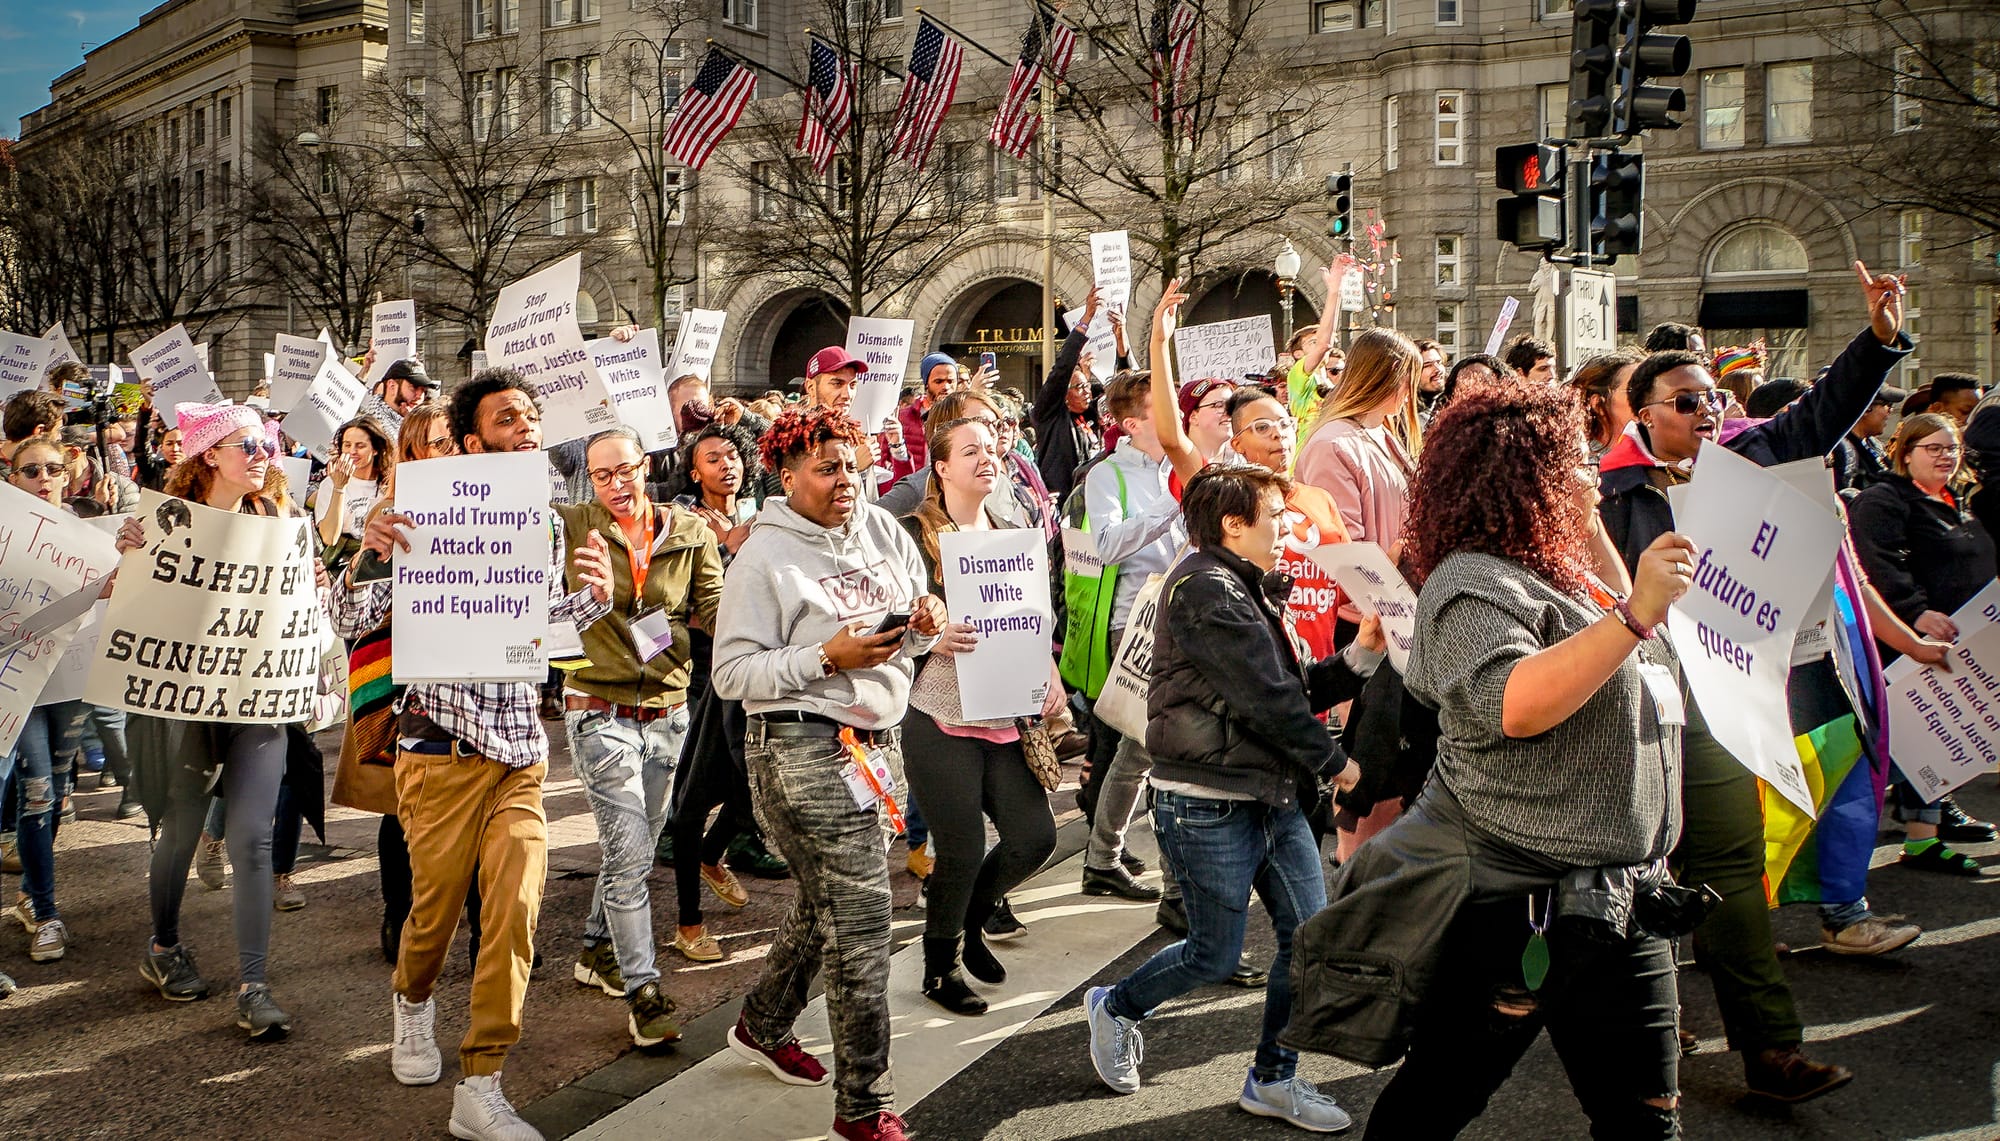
[1299,383,1697,1140]
[711,407,945,1141]
[672,419,763,560]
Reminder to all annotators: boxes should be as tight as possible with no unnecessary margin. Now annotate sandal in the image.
[1899,843,1985,876]
[674,929,725,962]
[701,864,751,908]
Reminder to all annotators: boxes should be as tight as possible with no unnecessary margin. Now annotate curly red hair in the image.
[758,406,871,473]
[1405,381,1593,593]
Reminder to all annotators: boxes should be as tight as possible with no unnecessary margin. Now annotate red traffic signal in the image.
[1495,143,1564,195]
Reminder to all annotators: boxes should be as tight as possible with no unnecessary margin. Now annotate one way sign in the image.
[1566,268,1618,368]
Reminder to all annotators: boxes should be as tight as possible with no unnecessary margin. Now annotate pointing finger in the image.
[1853,260,1873,287]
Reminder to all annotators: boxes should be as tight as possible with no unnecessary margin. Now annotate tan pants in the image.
[394,749,548,1076]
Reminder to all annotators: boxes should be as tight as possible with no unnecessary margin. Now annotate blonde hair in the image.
[397,404,454,464]
[912,417,999,569]
[1306,327,1424,457]
[1885,412,1959,478]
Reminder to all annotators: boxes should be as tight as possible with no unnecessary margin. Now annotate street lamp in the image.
[1274,239,1302,347]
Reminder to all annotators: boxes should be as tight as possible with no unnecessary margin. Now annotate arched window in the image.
[576,288,600,327]
[1705,224,1809,277]
[1702,225,1811,379]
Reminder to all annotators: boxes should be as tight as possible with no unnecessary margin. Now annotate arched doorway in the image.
[766,293,851,392]
[936,277,1046,396]
[1699,224,1812,379]
[1186,269,1298,343]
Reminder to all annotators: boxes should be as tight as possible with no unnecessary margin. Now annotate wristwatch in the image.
[817,644,838,676]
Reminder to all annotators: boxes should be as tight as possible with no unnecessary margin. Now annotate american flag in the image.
[988,10,1077,160]
[796,36,854,174]
[1150,1,1199,127]
[891,17,964,170]
[662,48,757,170]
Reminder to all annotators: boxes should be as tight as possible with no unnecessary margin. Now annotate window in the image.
[317,85,339,128]
[551,0,572,23]
[1766,62,1812,144]
[1705,224,1808,276]
[723,0,756,29]
[578,56,600,127]
[167,116,182,152]
[219,161,231,202]
[1899,210,1924,267]
[1215,121,1244,184]
[548,182,569,235]
[1435,0,1459,25]
[580,0,597,17]
[1313,0,1356,33]
[1433,90,1463,165]
[834,158,855,215]
[404,77,426,145]
[993,150,1020,200]
[1268,113,1304,181]
[318,152,339,194]
[496,67,519,134]
[1894,48,1922,132]
[1435,234,1461,287]
[473,72,496,140]
[575,179,599,232]
[1902,286,1922,385]
[192,107,206,147]
[847,0,903,21]
[662,170,684,225]
[193,168,206,210]
[661,63,684,112]
[473,0,493,36]
[1538,83,1565,141]
[664,285,684,322]
[1436,303,1461,357]
[1976,287,1995,382]
[548,60,576,131]
[219,96,232,138]
[219,238,231,282]
[1362,0,1384,27]
[751,162,779,220]
[1540,0,1572,15]
[407,0,425,40]
[1699,69,1744,149]
[1384,95,1399,171]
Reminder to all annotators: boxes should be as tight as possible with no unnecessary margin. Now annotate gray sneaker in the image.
[1239,1070,1353,1133]
[0,969,15,997]
[1085,985,1144,1095]
[141,944,211,1002]
[236,983,292,1041]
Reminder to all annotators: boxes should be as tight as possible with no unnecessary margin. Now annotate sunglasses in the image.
[13,463,66,479]
[1645,389,1727,416]
[226,438,280,459]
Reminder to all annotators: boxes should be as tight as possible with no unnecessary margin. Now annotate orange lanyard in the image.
[840,727,906,835]
[623,509,656,606]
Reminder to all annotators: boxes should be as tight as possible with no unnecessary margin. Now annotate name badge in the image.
[629,607,674,662]
[841,747,897,811]
[1638,662,1686,727]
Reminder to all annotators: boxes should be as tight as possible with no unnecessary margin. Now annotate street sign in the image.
[1566,267,1618,366]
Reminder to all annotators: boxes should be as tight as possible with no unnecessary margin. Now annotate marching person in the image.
[712,406,943,1141]
[332,369,614,1141]
[313,415,395,564]
[356,356,439,437]
[558,426,724,1047]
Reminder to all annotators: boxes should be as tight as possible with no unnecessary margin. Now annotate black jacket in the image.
[1598,326,1912,573]
[1145,546,1362,810]
[1830,432,1890,495]
[1031,324,1119,506]
[1848,474,1998,625]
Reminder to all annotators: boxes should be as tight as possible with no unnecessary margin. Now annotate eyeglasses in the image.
[589,461,646,486]
[1644,389,1727,416]
[1194,399,1232,415]
[426,436,453,454]
[13,463,65,479]
[1912,443,1963,459]
[1237,416,1298,440]
[227,438,280,459]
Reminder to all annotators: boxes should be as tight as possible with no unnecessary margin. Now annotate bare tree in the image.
[115,127,255,347]
[0,126,141,360]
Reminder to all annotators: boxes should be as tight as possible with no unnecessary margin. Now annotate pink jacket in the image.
[1294,417,1415,555]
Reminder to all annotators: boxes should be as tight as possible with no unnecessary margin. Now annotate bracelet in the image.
[817,644,838,677]
[1613,599,1657,641]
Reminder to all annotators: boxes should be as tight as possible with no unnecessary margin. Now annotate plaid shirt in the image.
[331,510,610,768]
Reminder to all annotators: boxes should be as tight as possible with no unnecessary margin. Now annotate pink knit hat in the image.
[175,402,268,457]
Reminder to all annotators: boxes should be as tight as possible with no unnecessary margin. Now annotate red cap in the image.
[1178,377,1238,426]
[806,346,868,380]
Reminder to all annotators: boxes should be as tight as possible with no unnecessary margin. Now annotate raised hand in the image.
[1853,259,1907,346]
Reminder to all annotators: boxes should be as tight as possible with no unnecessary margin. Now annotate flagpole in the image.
[706,39,806,93]
[805,27,906,82]
[1041,74,1056,378]
[910,7,1016,69]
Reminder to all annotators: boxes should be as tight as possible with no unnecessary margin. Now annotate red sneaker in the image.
[727,1015,830,1086]
[833,1111,908,1141]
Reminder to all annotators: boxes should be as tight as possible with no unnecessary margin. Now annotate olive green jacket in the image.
[555,500,724,708]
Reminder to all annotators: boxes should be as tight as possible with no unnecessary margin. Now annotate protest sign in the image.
[391,452,552,683]
[0,487,120,749]
[1665,443,1844,816]
[1339,268,1366,314]
[36,601,106,708]
[279,456,312,497]
[131,324,224,425]
[1173,315,1275,383]
[940,530,1055,721]
[0,331,53,399]
[1885,622,2000,800]
[271,333,328,414]
[84,490,319,724]
[845,316,916,432]
[364,299,417,383]
[281,351,369,458]
[1090,230,1132,313]
[586,328,677,451]
[1885,581,2000,690]
[1063,307,1118,381]
[43,323,79,369]
[1305,541,1416,673]
[667,309,727,382]
[1484,296,1521,356]
[484,254,620,446]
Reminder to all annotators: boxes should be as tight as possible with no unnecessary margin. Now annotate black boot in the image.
[921,936,987,1015]
[961,901,1006,985]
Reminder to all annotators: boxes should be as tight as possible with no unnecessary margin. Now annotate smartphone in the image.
[871,610,911,636]
[980,351,997,373]
[350,547,393,584]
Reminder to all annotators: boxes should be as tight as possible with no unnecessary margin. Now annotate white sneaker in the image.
[1085,985,1144,1095]
[29,917,67,962]
[449,1073,544,1141]
[392,991,443,1086]
[1239,1069,1353,1132]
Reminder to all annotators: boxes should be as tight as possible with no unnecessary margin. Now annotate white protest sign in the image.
[365,299,418,383]
[36,601,106,708]
[1090,230,1132,313]
[1173,314,1275,383]
[281,351,369,459]
[0,332,53,399]
[1484,296,1521,356]
[0,487,120,749]
[279,456,312,498]
[271,333,328,414]
[845,316,916,433]
[43,324,79,369]
[85,491,321,724]
[1885,622,2000,800]
[391,452,552,683]
[1884,580,2000,688]
[485,253,620,447]
[940,529,1055,721]
[586,329,678,452]
[1064,307,1118,381]
[131,324,224,426]
[668,309,727,384]
[1566,268,1617,365]
[1305,541,1416,674]
[1666,443,1844,816]
[1339,268,1366,314]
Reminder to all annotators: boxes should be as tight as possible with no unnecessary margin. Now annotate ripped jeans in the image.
[564,703,689,994]
[14,702,88,923]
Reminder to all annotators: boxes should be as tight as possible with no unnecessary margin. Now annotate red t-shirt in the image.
[1165,470,1349,661]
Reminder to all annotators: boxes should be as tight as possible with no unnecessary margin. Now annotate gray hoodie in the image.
[713,496,938,729]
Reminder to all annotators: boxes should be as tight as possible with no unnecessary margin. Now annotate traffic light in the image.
[1566,0,1619,139]
[1589,151,1644,257]
[1326,172,1353,239]
[1494,143,1566,251]
[1615,0,1697,134]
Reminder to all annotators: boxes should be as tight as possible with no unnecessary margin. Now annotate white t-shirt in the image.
[314,476,379,539]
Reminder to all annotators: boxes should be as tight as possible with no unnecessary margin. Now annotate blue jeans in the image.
[14,702,88,922]
[565,704,690,993]
[1106,789,1327,1082]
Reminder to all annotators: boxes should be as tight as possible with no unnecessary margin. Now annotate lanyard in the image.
[622,508,656,608]
[840,727,906,835]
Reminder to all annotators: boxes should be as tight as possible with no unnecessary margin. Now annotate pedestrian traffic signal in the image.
[1615,0,1697,134]
[1567,0,1619,139]
[1589,151,1644,257]
[1494,143,1566,251]
[1327,172,1353,239]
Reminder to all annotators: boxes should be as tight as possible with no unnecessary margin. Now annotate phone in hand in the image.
[871,610,912,636]
[980,351,997,373]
